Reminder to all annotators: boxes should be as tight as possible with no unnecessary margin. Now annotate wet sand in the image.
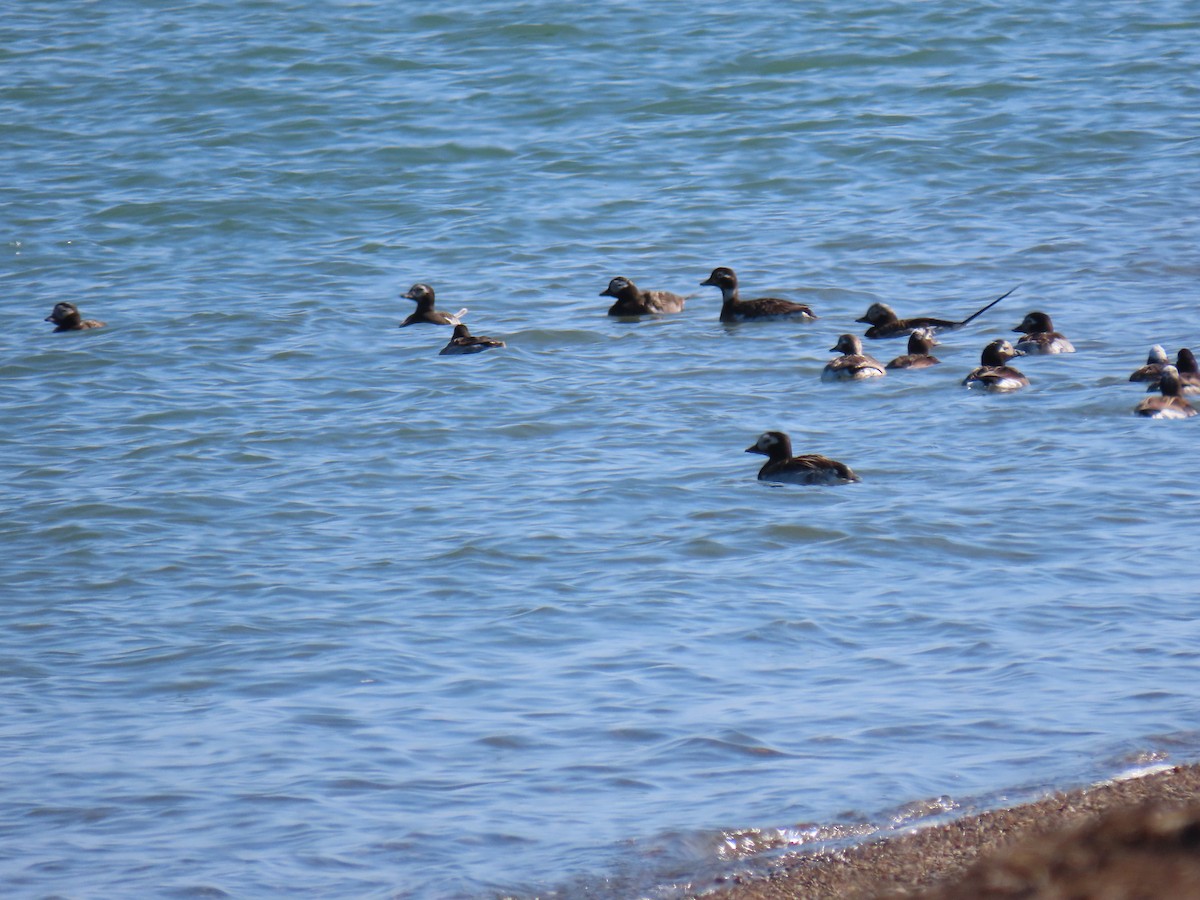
[703,763,1200,899]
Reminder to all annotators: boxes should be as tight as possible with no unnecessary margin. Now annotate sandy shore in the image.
[700,763,1200,899]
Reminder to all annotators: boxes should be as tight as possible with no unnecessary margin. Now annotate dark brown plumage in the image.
[45,302,105,332]
[1129,345,1170,383]
[438,324,506,356]
[886,329,941,369]
[822,334,886,381]
[856,287,1014,339]
[962,339,1029,391]
[600,276,686,316]
[744,431,860,486]
[399,283,467,327]
[1013,311,1075,354]
[1136,366,1196,418]
[700,267,816,323]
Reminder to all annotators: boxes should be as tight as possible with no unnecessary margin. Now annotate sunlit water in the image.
[3,2,1200,897]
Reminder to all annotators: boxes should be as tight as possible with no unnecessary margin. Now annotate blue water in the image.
[4,2,1200,897]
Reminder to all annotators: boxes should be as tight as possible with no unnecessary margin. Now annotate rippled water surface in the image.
[4,2,1200,897]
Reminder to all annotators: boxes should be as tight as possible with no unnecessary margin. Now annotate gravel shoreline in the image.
[700,763,1200,899]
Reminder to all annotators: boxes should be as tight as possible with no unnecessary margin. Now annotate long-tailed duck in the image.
[438,324,506,356]
[962,339,1029,391]
[886,328,941,370]
[1129,345,1169,382]
[1135,366,1196,418]
[1176,348,1200,390]
[822,334,886,381]
[700,267,817,323]
[601,276,686,316]
[45,302,106,332]
[745,431,860,485]
[856,287,1015,339]
[1012,311,1074,354]
[399,283,468,327]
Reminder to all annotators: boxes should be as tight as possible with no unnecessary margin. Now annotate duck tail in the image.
[958,286,1017,326]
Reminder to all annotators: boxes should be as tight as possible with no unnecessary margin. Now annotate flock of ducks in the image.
[44,268,1197,486]
[395,267,1195,485]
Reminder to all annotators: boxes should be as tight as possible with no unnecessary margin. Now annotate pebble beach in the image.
[705,764,1200,899]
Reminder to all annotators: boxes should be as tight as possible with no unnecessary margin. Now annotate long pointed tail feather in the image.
[958,286,1017,326]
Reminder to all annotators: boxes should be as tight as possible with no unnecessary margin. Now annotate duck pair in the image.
[399,283,505,355]
[954,313,1072,390]
[602,268,820,322]
[821,331,942,381]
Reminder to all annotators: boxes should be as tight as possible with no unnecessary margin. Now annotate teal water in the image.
[3,2,1200,897]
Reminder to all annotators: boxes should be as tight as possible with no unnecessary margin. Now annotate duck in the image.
[399,283,468,327]
[1012,311,1075,354]
[822,334,886,381]
[44,301,106,332]
[601,276,686,316]
[1174,349,1200,390]
[1143,348,1200,395]
[700,267,817,323]
[962,339,1030,391]
[1129,345,1170,382]
[856,287,1015,340]
[438,324,506,356]
[885,328,941,370]
[745,431,860,485]
[1135,366,1196,418]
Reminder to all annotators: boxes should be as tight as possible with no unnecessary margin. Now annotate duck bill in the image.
[745,445,766,455]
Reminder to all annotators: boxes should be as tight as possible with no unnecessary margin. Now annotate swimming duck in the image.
[438,324,506,356]
[885,329,941,370]
[1135,366,1196,418]
[700,267,817,323]
[856,287,1015,340]
[1129,345,1170,382]
[601,276,686,316]
[1012,311,1075,354]
[822,334,886,381]
[1175,349,1200,390]
[399,283,468,327]
[962,339,1029,391]
[44,302,105,332]
[745,431,860,485]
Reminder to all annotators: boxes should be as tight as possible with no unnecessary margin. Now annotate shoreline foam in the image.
[701,763,1200,899]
